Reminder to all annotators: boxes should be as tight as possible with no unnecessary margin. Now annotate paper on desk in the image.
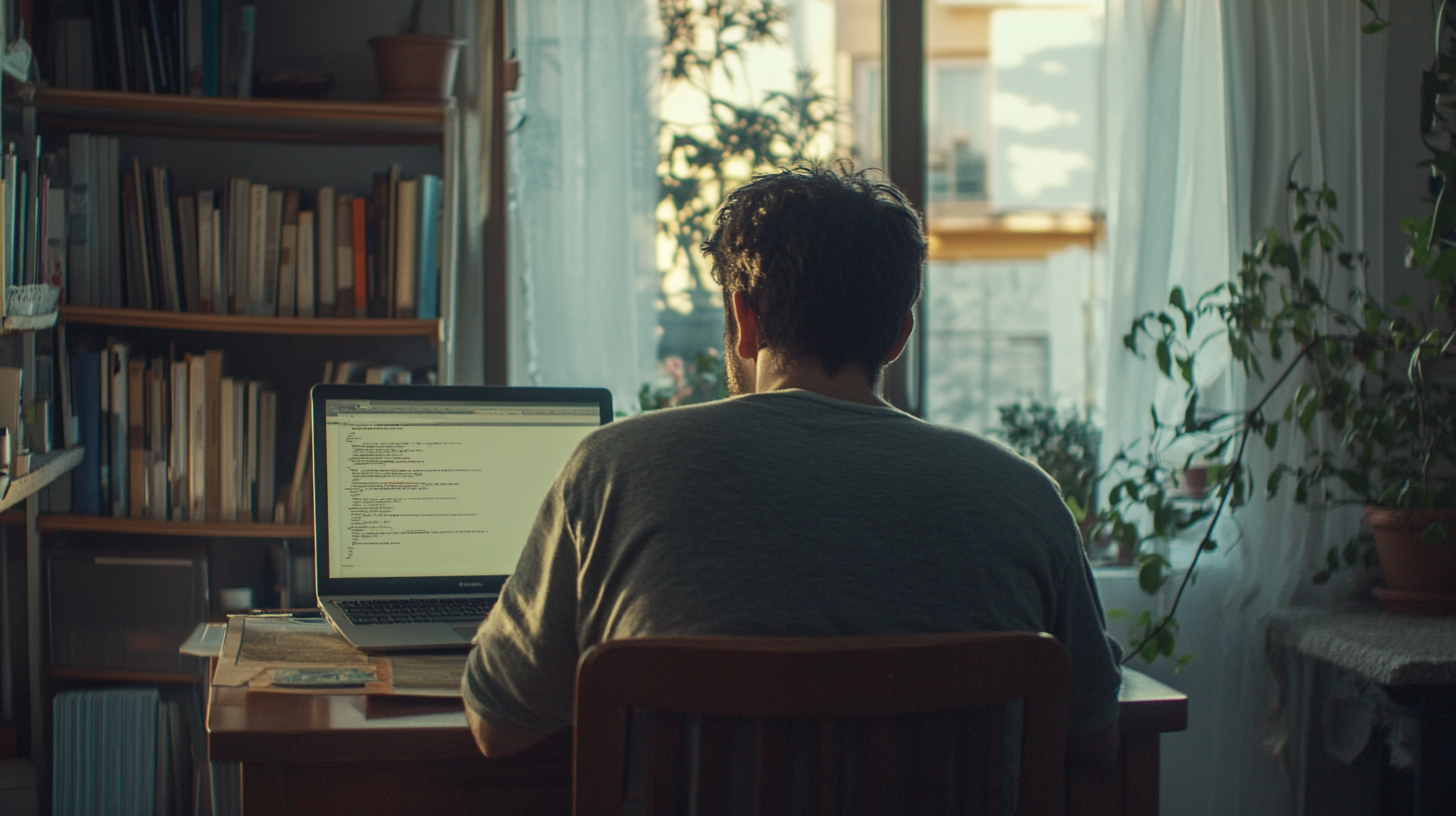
[179,622,227,657]
[213,615,392,694]
[387,654,467,698]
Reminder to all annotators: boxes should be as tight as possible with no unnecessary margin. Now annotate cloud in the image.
[1004,144,1093,197]
[993,93,1080,133]
[992,10,1098,69]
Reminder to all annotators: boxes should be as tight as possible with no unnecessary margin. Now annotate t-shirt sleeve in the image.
[461,480,582,734]
[1055,528,1124,740]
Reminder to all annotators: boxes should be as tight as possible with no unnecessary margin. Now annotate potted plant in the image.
[1105,162,1456,666]
[995,400,1104,557]
[370,0,466,102]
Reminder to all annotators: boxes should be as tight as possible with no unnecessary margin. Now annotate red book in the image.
[352,197,367,316]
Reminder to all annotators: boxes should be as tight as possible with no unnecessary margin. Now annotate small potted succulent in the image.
[370,0,467,102]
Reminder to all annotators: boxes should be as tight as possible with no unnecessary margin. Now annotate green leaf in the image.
[1065,495,1088,524]
[1264,423,1279,450]
[1394,294,1415,309]
[1177,356,1195,387]
[1420,523,1449,544]
[1428,249,1456,282]
[1155,340,1172,378]
[1156,628,1176,656]
[1106,608,1130,620]
[1174,652,1197,673]
[1169,287,1186,309]
[1138,559,1166,594]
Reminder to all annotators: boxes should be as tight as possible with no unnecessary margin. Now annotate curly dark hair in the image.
[701,163,927,378]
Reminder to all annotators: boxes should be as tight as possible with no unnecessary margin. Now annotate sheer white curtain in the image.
[1099,2,1386,814]
[507,0,661,408]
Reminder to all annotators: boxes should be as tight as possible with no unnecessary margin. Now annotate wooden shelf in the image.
[39,515,313,538]
[31,88,450,145]
[50,667,202,684]
[60,306,441,338]
[1,311,59,333]
[0,447,84,514]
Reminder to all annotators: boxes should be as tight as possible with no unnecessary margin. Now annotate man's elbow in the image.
[466,706,553,758]
[1067,723,1120,770]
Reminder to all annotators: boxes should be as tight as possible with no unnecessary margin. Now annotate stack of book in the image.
[52,687,203,815]
[64,134,445,319]
[0,136,70,310]
[47,0,254,98]
[71,344,278,523]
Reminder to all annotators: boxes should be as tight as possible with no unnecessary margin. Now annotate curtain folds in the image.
[507,0,661,407]
[1099,2,1386,814]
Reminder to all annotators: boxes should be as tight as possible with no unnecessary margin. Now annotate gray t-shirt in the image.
[464,390,1122,739]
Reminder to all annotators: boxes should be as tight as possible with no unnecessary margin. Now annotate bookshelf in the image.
[10,75,463,803]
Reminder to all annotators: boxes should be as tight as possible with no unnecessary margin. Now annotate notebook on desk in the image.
[311,384,612,652]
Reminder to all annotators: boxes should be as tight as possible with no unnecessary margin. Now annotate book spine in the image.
[200,0,218,95]
[66,134,92,307]
[236,4,255,99]
[219,376,234,521]
[127,357,145,519]
[228,177,250,314]
[246,182,267,315]
[170,358,188,520]
[262,188,282,315]
[203,347,222,521]
[258,389,276,523]
[187,353,205,521]
[394,177,417,319]
[196,190,214,311]
[316,186,335,314]
[245,380,259,520]
[416,174,441,320]
[296,209,314,317]
[351,196,366,316]
[334,194,352,317]
[45,182,67,292]
[278,189,298,317]
[186,0,203,95]
[176,193,199,312]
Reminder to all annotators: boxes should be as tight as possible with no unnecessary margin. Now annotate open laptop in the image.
[312,384,612,652]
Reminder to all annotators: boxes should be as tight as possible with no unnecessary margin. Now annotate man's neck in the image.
[748,353,887,407]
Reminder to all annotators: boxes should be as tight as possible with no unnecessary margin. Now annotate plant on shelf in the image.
[995,399,1103,555]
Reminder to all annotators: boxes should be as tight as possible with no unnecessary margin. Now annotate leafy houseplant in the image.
[1103,163,1456,664]
[996,400,1103,556]
[638,349,730,413]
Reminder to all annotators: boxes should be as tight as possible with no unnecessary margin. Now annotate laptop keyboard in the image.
[337,597,496,626]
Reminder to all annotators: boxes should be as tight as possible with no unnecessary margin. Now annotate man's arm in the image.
[465,705,559,758]
[1068,722,1119,769]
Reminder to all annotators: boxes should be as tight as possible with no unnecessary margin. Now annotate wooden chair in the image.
[573,632,1070,816]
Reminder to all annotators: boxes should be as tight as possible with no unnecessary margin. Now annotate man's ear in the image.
[883,311,915,364]
[731,292,760,361]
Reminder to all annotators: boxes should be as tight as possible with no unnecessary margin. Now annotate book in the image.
[109,342,130,517]
[188,353,206,521]
[201,0,219,96]
[227,177,250,314]
[66,133,93,307]
[237,5,256,99]
[146,358,166,520]
[245,380,260,520]
[186,0,203,95]
[334,194,352,317]
[394,177,417,319]
[45,182,67,292]
[176,193,200,312]
[316,186,336,315]
[127,357,145,519]
[150,165,182,311]
[219,376,234,521]
[264,189,283,314]
[197,190,215,311]
[170,358,189,520]
[0,367,22,473]
[416,174,441,320]
[351,196,366,316]
[247,182,268,315]
[278,189,299,317]
[203,348,223,522]
[296,209,315,317]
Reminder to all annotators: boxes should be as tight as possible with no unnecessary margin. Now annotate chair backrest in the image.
[573,632,1070,816]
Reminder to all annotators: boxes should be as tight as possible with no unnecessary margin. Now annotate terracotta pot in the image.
[369,34,466,102]
[1364,506,1456,611]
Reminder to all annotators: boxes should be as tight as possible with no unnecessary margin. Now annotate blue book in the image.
[201,0,218,96]
[416,174,441,320]
[72,352,103,515]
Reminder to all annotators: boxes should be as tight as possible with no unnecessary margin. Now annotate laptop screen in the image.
[312,386,611,597]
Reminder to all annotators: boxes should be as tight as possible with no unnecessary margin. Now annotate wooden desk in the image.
[209,669,1186,815]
